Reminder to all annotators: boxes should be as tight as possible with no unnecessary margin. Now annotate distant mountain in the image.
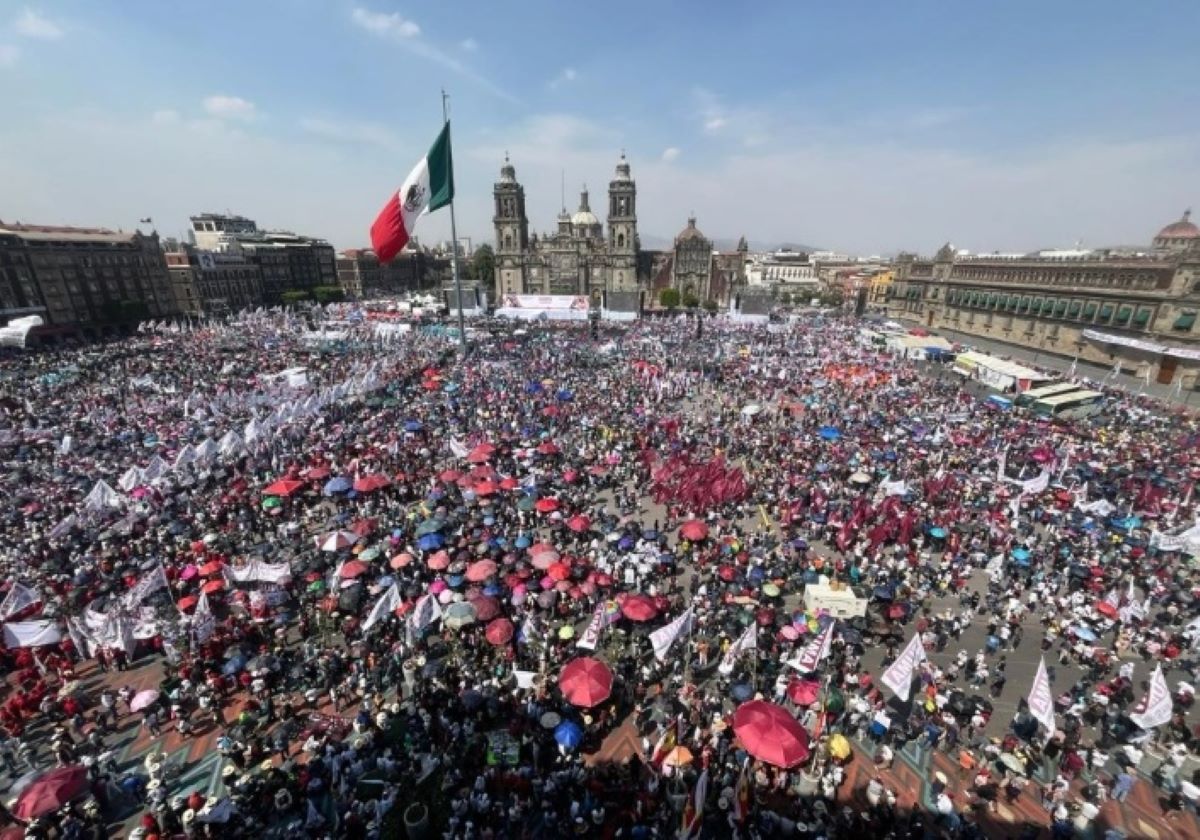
[639,234,820,253]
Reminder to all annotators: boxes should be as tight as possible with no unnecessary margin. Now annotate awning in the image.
[1081,328,1200,361]
[1175,312,1197,331]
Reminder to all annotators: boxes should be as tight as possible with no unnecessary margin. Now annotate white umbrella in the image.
[317,530,359,552]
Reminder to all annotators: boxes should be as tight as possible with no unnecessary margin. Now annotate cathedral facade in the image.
[492,154,639,300]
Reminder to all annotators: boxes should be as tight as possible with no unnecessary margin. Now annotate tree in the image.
[472,244,495,285]
[313,285,346,303]
[702,299,719,313]
[281,290,311,305]
[681,292,700,309]
[659,288,681,309]
[779,292,793,306]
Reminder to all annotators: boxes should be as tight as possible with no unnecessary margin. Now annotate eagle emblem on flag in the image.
[403,183,426,213]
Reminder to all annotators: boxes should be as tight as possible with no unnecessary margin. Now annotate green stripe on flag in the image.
[427,122,455,212]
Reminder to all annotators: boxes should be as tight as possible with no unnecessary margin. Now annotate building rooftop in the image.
[0,223,140,244]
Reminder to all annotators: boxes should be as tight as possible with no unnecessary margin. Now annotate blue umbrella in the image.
[404,420,423,432]
[556,389,574,402]
[928,527,947,539]
[446,575,464,588]
[730,683,754,702]
[483,584,502,597]
[554,721,583,750]
[514,535,532,549]
[525,382,543,394]
[1012,547,1031,562]
[618,535,635,551]
[818,426,841,441]
[643,529,659,541]
[747,566,765,584]
[872,585,895,601]
[443,382,460,393]
[417,533,445,551]
[1073,625,1098,643]
[222,655,247,675]
[1110,516,1141,532]
[323,476,351,495]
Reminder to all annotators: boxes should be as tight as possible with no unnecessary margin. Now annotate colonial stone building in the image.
[884,211,1200,386]
[493,154,639,301]
[648,218,747,306]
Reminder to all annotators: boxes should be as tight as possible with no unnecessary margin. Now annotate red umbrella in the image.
[1096,601,1118,619]
[485,618,514,645]
[679,520,709,541]
[467,446,493,464]
[499,477,520,491]
[732,700,811,767]
[474,481,499,496]
[12,766,89,820]
[177,595,198,611]
[546,562,571,582]
[351,518,378,537]
[787,678,821,706]
[718,565,737,582]
[439,469,462,483]
[466,559,498,582]
[427,551,451,570]
[535,498,561,513]
[302,466,331,480]
[339,560,368,579]
[199,560,224,577]
[201,579,224,594]
[469,595,500,621]
[263,479,304,497]
[558,657,613,707]
[353,474,391,493]
[537,441,560,455]
[620,594,658,622]
[566,515,592,533]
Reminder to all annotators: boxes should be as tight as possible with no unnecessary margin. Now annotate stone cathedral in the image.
[492,153,640,300]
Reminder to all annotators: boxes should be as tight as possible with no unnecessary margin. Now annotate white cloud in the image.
[350,7,516,104]
[299,117,399,150]
[151,109,181,125]
[203,95,256,120]
[661,147,680,163]
[548,67,577,89]
[0,44,18,67]
[460,38,478,52]
[14,8,62,40]
[350,7,420,39]
[703,117,726,132]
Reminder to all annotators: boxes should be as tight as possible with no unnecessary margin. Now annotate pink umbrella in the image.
[427,550,451,570]
[180,565,199,581]
[466,560,498,582]
[130,689,160,713]
[531,550,560,570]
[429,579,448,595]
[469,595,500,621]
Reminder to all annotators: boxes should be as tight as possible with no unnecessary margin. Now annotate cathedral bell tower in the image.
[607,152,638,292]
[493,154,529,296]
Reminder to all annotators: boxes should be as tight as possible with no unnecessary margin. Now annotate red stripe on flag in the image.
[370,192,409,263]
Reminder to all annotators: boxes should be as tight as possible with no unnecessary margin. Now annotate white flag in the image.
[57,434,72,455]
[121,564,169,610]
[880,632,927,702]
[83,480,123,512]
[192,592,215,643]
[118,467,144,492]
[1027,657,1057,740]
[0,582,40,620]
[66,617,95,658]
[576,602,608,651]
[996,446,1009,482]
[1068,357,1078,379]
[1130,664,1174,730]
[448,438,470,459]
[788,621,834,673]
[650,608,694,663]
[409,592,442,632]
[718,624,757,675]
[362,583,401,633]
[1020,470,1050,495]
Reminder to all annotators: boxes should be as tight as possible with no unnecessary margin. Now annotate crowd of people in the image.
[0,306,1196,839]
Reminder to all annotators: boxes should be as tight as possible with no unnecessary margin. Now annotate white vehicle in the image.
[803,578,869,618]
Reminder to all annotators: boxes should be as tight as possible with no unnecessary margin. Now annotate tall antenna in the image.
[561,169,565,213]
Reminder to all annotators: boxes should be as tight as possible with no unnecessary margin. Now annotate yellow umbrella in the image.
[828,734,851,760]
[663,746,694,767]
[558,625,575,640]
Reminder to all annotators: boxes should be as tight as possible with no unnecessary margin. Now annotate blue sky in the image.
[1,0,1198,254]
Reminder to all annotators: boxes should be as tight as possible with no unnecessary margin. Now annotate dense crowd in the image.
[0,308,1196,839]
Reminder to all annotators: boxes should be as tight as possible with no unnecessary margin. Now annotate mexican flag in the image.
[370,123,454,263]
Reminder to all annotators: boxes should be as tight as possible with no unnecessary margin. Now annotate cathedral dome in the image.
[1156,209,1198,241]
[675,216,707,243]
[572,209,600,227]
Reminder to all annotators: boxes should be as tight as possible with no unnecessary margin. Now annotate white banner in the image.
[193,592,215,643]
[1130,664,1174,730]
[881,479,908,497]
[1019,470,1050,496]
[83,479,123,512]
[880,632,926,702]
[2,620,62,649]
[66,617,95,658]
[717,624,757,675]
[1027,657,1057,740]
[409,593,442,632]
[788,622,834,673]
[362,583,400,633]
[650,608,694,663]
[0,582,40,620]
[576,602,608,651]
[223,560,292,584]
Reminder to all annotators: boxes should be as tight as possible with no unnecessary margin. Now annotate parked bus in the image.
[1031,389,1105,420]
[1015,381,1079,407]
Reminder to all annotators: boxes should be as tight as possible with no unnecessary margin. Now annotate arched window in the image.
[504,234,513,250]
[617,233,625,248]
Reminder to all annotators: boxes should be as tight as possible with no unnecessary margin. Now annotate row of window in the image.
[939,288,1164,328]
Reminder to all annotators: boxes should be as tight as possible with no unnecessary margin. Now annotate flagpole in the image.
[441,90,468,357]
